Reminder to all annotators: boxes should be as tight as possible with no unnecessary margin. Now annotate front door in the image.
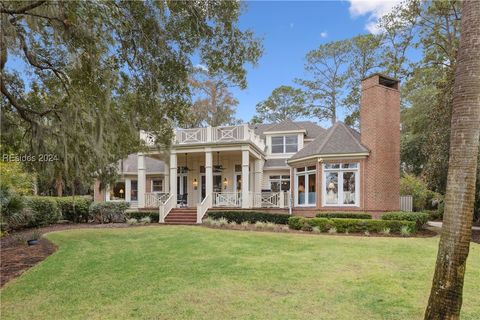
[201,174,206,201]
[177,174,188,204]
[234,173,242,193]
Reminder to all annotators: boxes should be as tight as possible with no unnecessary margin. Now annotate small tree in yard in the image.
[425,1,480,319]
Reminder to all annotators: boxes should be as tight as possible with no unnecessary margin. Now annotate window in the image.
[323,163,359,206]
[269,175,290,192]
[111,182,125,200]
[271,135,298,154]
[131,180,138,201]
[295,166,316,206]
[152,179,163,192]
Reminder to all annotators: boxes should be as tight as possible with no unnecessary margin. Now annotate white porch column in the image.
[241,148,250,208]
[254,159,263,207]
[125,178,131,203]
[170,152,177,205]
[205,148,213,202]
[164,162,170,193]
[137,154,146,208]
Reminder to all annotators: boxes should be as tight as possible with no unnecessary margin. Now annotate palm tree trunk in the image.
[425,1,480,319]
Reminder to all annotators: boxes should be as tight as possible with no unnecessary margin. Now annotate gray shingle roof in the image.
[289,122,369,161]
[250,120,325,139]
[264,158,289,169]
[120,154,165,173]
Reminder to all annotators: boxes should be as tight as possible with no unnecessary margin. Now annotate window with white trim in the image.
[271,135,298,154]
[152,179,163,192]
[323,163,359,206]
[269,175,290,192]
[295,165,316,206]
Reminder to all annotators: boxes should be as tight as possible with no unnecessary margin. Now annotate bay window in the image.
[323,163,359,206]
[295,165,316,206]
[271,135,298,154]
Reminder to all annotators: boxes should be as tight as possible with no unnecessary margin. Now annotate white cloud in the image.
[320,31,328,38]
[289,22,295,29]
[348,0,402,34]
[194,64,208,72]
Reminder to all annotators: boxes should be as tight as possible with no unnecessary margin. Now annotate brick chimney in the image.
[360,74,400,212]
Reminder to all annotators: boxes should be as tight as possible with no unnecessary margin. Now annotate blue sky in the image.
[231,0,401,126]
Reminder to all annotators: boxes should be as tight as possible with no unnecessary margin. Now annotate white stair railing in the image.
[196,194,212,223]
[159,194,175,223]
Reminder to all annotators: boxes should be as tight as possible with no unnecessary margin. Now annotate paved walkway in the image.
[428,221,480,230]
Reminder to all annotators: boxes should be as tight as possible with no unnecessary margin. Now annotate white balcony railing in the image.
[174,125,266,151]
[212,192,242,207]
[250,192,290,208]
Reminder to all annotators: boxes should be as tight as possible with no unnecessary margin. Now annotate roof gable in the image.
[289,122,369,161]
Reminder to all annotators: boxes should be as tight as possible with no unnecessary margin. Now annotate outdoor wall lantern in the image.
[193,179,198,190]
[223,178,228,189]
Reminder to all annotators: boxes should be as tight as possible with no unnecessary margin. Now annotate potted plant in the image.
[27,229,42,246]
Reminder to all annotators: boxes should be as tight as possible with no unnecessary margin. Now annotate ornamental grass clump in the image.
[255,221,265,230]
[127,218,138,225]
[328,227,337,234]
[312,226,321,234]
[217,218,228,227]
[381,228,391,235]
[400,226,411,237]
[139,216,151,224]
[241,221,250,229]
[265,222,276,230]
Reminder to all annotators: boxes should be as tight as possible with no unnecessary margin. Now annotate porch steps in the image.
[164,208,197,225]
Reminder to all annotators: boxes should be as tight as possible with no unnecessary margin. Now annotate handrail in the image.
[159,194,175,223]
[196,194,211,223]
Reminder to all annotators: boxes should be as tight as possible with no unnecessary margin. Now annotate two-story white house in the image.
[94,74,402,223]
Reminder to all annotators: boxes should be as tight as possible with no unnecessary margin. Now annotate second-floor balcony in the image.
[175,124,265,151]
[141,124,266,151]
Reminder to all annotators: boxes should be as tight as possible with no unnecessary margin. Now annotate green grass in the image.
[1,226,479,320]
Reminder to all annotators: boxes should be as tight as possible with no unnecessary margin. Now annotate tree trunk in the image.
[55,175,63,197]
[425,1,480,319]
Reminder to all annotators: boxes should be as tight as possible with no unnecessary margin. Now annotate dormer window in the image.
[271,135,298,153]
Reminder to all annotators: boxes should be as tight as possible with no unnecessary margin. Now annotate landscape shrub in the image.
[25,196,62,227]
[315,212,371,219]
[288,216,417,234]
[207,211,290,224]
[381,211,429,229]
[400,174,441,211]
[89,201,130,223]
[424,209,442,221]
[139,216,151,224]
[126,211,159,223]
[55,196,93,223]
[0,185,29,231]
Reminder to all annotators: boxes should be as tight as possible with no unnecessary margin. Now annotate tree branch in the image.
[0,1,46,15]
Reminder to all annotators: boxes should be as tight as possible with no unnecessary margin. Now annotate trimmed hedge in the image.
[381,211,429,228]
[55,196,93,223]
[288,216,417,234]
[207,211,290,225]
[315,212,372,219]
[126,211,159,223]
[89,201,130,223]
[25,196,62,227]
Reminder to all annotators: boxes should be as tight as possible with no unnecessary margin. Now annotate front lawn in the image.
[1,226,479,319]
